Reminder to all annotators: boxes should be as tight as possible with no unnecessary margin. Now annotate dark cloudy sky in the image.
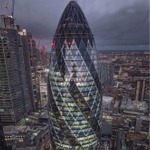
[0,0,149,50]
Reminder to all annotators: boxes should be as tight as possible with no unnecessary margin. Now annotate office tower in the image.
[99,60,114,85]
[0,16,33,125]
[48,1,102,149]
[0,117,7,150]
[20,30,40,111]
[135,79,146,101]
[28,38,41,110]
[40,46,48,66]
[19,29,35,111]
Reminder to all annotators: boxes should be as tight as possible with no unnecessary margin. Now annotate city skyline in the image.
[0,0,149,51]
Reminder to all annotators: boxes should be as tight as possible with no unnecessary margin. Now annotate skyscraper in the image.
[0,16,33,125]
[19,29,35,111]
[48,1,102,149]
[41,46,48,66]
[135,78,147,101]
[0,116,7,150]
[99,60,114,86]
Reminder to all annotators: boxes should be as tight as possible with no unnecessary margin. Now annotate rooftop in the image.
[120,100,148,112]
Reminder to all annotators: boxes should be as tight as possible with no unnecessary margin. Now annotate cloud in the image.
[92,0,149,47]
[0,0,149,50]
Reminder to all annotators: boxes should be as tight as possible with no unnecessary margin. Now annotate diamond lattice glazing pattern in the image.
[48,1,102,149]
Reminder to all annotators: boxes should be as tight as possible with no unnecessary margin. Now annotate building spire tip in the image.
[69,0,78,3]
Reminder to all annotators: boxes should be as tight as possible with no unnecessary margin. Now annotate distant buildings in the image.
[99,60,114,85]
[99,49,149,101]
[28,37,41,111]
[19,29,35,111]
[98,48,149,150]
[36,66,49,108]
[135,116,149,134]
[135,78,148,101]
[48,1,102,149]
[102,96,114,112]
[120,99,148,115]
[40,46,48,67]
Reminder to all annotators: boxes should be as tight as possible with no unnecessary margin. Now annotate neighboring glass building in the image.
[0,117,7,150]
[0,16,33,125]
[48,1,102,149]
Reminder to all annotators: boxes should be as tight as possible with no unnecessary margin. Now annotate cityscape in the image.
[0,0,149,150]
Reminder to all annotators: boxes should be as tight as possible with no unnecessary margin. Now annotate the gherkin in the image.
[48,1,102,149]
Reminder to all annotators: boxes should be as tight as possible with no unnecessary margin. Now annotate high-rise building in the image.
[0,116,7,150]
[19,30,41,111]
[0,16,33,125]
[19,29,35,111]
[28,38,41,111]
[135,78,147,101]
[99,60,114,85]
[48,1,102,149]
[40,46,48,67]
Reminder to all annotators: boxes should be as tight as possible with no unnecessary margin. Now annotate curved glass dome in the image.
[48,1,102,149]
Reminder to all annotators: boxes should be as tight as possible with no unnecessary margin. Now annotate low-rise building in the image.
[4,123,50,150]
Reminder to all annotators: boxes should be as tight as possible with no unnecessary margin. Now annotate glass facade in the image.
[48,1,102,149]
[0,117,7,150]
[0,27,32,125]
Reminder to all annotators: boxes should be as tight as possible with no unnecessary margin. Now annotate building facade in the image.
[48,1,102,149]
[99,60,114,86]
[19,29,41,111]
[135,78,148,101]
[40,46,48,67]
[0,117,7,150]
[4,123,50,150]
[19,29,35,111]
[0,16,33,125]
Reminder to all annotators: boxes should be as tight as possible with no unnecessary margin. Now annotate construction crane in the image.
[3,0,15,17]
[4,0,10,15]
[11,0,15,17]
[36,36,42,49]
